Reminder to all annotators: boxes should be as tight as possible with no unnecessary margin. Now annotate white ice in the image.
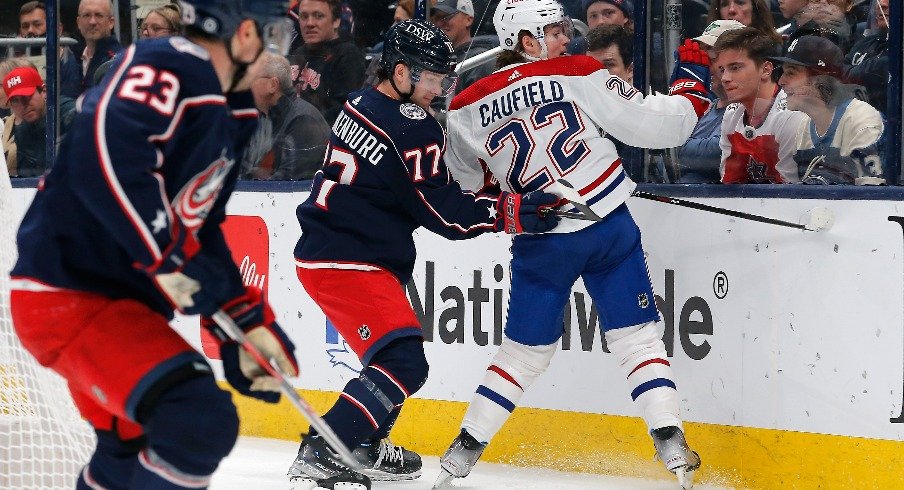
[212,437,734,490]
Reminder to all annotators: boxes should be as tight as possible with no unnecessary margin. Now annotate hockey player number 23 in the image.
[314,145,358,210]
[118,66,180,116]
[487,101,589,193]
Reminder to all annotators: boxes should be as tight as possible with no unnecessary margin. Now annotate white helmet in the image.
[494,0,569,52]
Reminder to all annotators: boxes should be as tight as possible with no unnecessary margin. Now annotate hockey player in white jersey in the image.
[436,0,711,488]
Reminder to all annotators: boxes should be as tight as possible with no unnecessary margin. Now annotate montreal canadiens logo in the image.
[400,103,427,120]
[173,149,234,230]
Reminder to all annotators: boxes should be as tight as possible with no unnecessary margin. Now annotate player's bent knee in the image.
[368,336,429,396]
[605,321,663,357]
[497,337,557,379]
[140,375,239,475]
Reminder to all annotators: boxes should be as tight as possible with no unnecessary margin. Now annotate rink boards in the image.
[9,185,904,489]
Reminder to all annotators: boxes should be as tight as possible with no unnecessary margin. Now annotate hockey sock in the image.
[367,406,402,442]
[606,322,682,431]
[76,429,145,490]
[462,338,556,443]
[321,337,428,449]
[133,375,239,488]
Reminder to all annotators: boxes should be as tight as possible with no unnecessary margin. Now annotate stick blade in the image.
[553,179,602,221]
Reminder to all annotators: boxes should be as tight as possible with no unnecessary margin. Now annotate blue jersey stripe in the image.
[587,172,626,206]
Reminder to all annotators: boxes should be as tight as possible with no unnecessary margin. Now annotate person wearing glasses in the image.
[140,4,183,39]
[76,0,122,92]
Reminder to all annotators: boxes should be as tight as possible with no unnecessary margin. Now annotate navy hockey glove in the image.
[668,39,712,118]
[495,191,562,234]
[204,287,299,404]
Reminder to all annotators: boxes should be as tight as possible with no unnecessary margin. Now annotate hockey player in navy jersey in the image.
[286,19,562,489]
[436,0,711,488]
[9,1,299,488]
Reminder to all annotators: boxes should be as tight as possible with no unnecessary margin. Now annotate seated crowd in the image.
[0,0,893,185]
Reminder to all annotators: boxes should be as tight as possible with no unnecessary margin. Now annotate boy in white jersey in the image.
[437,0,712,488]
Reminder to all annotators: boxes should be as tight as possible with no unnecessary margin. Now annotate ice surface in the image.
[212,437,735,489]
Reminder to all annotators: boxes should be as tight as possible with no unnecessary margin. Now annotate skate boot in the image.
[287,433,371,490]
[353,438,422,481]
[651,426,701,490]
[433,429,487,488]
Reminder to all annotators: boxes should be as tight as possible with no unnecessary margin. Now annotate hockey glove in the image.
[153,259,222,317]
[494,191,562,234]
[204,287,300,403]
[668,39,712,118]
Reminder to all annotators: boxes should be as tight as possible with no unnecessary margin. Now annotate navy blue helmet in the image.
[179,0,289,39]
[380,19,458,76]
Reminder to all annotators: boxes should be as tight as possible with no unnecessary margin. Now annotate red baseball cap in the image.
[3,66,44,99]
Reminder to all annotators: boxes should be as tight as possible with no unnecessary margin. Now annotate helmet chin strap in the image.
[522,37,549,62]
[389,63,416,102]
[225,30,264,92]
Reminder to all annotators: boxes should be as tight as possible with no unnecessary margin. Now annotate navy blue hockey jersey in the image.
[294,87,501,283]
[11,37,259,318]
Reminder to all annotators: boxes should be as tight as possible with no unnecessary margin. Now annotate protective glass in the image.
[261,18,294,55]
[411,68,459,97]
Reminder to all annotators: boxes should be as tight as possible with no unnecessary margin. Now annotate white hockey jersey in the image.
[445,55,699,234]
[719,88,807,184]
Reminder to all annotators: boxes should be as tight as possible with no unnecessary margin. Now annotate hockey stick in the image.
[455,46,503,73]
[630,190,833,232]
[210,311,362,471]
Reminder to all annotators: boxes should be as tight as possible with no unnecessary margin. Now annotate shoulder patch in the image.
[400,103,427,120]
[168,36,210,61]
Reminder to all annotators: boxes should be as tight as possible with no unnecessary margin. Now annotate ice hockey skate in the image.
[353,438,422,481]
[651,426,701,489]
[433,429,487,488]
[287,434,371,490]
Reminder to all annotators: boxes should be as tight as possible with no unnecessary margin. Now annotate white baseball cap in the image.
[434,0,475,17]
[693,19,745,47]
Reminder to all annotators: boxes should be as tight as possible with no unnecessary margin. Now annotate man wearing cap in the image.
[568,0,633,54]
[774,35,884,184]
[2,65,75,177]
[677,19,744,183]
[431,0,496,95]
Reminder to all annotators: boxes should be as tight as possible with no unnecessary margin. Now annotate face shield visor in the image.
[261,18,294,55]
[410,67,459,97]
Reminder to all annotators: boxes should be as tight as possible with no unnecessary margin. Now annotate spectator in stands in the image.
[777,0,809,42]
[844,0,888,114]
[432,0,497,94]
[19,1,47,40]
[583,24,645,179]
[707,0,781,42]
[289,0,366,124]
[393,0,416,23]
[94,4,184,85]
[17,2,83,99]
[774,35,884,184]
[76,0,121,92]
[678,19,746,183]
[1,58,35,174]
[712,27,807,183]
[790,0,855,52]
[244,53,331,181]
[568,0,633,54]
[2,65,76,177]
[140,3,182,39]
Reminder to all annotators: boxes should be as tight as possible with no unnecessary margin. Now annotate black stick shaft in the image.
[631,190,810,231]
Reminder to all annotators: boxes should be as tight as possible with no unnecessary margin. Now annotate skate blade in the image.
[362,468,422,481]
[288,477,368,490]
[676,467,695,489]
[432,468,456,488]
